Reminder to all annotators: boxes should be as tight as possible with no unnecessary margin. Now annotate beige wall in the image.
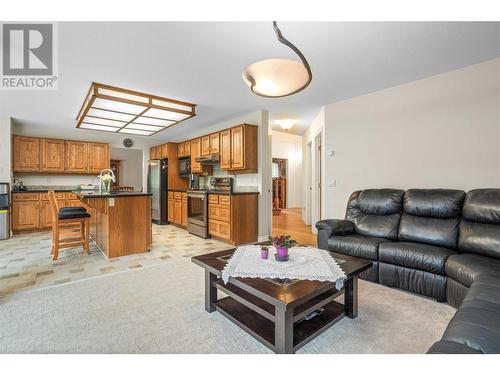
[323,58,500,219]
[0,117,12,183]
[302,108,325,227]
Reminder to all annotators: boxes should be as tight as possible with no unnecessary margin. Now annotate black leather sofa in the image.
[316,188,500,354]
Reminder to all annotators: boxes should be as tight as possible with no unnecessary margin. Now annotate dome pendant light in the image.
[242,22,312,98]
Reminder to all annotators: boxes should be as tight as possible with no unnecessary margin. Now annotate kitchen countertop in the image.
[12,189,78,193]
[73,191,152,198]
[187,189,259,195]
[168,189,187,192]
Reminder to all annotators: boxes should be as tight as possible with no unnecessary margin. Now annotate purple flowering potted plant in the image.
[268,235,297,260]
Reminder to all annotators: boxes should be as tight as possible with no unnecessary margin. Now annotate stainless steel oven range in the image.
[187,190,208,238]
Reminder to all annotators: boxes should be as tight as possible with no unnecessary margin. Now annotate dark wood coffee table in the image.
[192,248,372,354]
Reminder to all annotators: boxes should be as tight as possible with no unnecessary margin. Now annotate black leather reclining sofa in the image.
[316,189,500,354]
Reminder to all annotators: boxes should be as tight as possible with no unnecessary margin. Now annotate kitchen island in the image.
[74,191,152,258]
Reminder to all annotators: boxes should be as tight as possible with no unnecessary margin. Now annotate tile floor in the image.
[0,224,232,299]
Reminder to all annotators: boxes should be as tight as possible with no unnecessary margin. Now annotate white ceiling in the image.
[1,22,499,144]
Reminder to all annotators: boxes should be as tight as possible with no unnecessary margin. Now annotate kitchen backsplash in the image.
[13,175,99,188]
[199,165,260,192]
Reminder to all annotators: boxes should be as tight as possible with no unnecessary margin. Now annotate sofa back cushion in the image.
[399,189,465,248]
[459,189,500,259]
[346,189,404,240]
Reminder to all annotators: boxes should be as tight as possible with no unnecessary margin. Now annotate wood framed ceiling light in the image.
[76,82,196,136]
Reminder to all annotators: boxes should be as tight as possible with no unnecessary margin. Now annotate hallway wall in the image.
[271,130,303,208]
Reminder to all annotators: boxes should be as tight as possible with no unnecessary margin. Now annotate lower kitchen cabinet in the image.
[168,191,187,227]
[208,193,258,245]
[11,192,84,233]
[167,192,174,222]
[12,201,40,231]
[181,192,188,226]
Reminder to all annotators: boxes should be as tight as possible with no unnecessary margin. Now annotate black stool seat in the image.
[59,206,86,213]
[58,207,90,220]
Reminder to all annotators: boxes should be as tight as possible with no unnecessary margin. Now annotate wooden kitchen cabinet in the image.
[168,191,187,227]
[174,199,182,225]
[12,201,40,231]
[208,193,258,245]
[88,142,110,173]
[41,138,65,172]
[161,143,169,159]
[190,138,202,173]
[201,133,220,156]
[167,193,174,222]
[150,147,156,160]
[178,142,185,157]
[11,191,85,232]
[181,193,187,226]
[220,130,232,169]
[231,126,244,168]
[155,146,162,159]
[201,136,210,156]
[66,141,89,173]
[183,141,190,156]
[209,133,220,153]
[12,136,41,172]
[219,124,257,173]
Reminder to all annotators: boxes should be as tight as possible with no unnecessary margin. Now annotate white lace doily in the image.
[221,245,347,290]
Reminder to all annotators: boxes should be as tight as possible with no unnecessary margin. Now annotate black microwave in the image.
[179,157,191,177]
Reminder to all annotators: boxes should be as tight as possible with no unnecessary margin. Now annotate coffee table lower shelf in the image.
[215,296,345,353]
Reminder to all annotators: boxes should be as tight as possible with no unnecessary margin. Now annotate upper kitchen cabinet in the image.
[66,141,89,173]
[201,133,220,156]
[220,130,232,169]
[190,138,202,173]
[12,135,41,172]
[201,136,210,156]
[180,141,190,157]
[161,144,169,159]
[210,133,220,154]
[88,142,110,173]
[220,124,257,173]
[149,147,156,160]
[13,135,109,174]
[190,138,213,175]
[41,138,65,172]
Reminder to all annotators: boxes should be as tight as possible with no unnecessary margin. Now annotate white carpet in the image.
[0,257,456,354]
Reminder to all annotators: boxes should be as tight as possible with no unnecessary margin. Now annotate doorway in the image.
[272,158,287,215]
[270,132,316,246]
[314,132,322,222]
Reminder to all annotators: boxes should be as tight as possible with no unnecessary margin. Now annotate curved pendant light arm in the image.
[273,21,312,81]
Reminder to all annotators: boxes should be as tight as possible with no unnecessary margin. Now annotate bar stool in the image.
[48,190,91,260]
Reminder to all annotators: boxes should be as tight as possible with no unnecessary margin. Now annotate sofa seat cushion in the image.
[441,297,500,354]
[379,241,456,274]
[328,235,390,261]
[445,253,500,287]
[427,340,481,354]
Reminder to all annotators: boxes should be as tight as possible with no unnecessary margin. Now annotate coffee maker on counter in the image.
[188,174,200,191]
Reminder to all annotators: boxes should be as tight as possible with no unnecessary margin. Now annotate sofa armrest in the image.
[315,219,354,250]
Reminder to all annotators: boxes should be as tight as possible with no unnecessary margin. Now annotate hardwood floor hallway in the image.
[272,208,317,246]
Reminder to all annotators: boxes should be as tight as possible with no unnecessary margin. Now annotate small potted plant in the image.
[268,235,297,261]
[260,245,269,260]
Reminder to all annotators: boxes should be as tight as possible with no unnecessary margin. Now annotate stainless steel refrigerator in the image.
[148,159,168,224]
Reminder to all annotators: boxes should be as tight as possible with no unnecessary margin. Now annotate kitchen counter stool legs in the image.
[49,190,91,260]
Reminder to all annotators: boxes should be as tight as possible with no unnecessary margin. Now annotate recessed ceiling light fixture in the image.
[76,82,196,136]
[242,21,312,98]
[276,119,297,131]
